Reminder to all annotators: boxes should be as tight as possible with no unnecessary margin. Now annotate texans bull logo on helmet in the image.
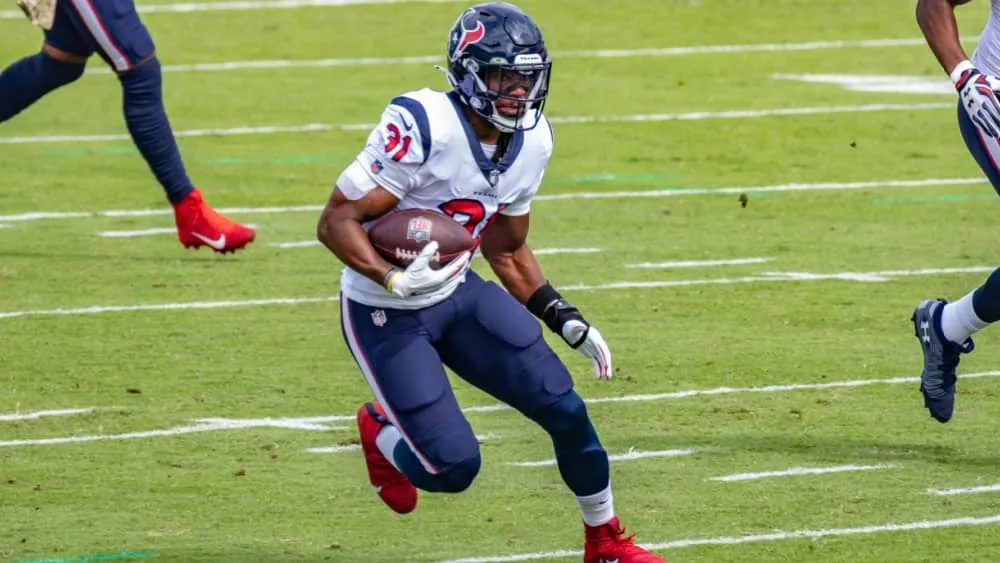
[451,11,486,62]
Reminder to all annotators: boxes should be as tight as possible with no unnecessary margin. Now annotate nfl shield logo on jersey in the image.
[371,309,387,327]
[406,217,433,242]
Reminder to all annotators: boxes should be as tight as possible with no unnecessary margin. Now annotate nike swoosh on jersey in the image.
[398,112,414,131]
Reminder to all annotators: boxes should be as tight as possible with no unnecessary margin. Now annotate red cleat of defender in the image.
[172,188,255,253]
[584,517,665,563]
[356,401,418,514]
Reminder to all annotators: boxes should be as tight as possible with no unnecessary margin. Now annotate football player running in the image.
[912,0,1000,423]
[317,3,664,561]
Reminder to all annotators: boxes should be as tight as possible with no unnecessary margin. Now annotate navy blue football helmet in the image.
[442,2,551,132]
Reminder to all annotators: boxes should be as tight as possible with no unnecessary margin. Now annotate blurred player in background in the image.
[317,3,664,561]
[2,0,255,253]
[913,0,1000,421]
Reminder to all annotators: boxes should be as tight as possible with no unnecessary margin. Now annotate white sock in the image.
[576,483,615,527]
[375,425,404,472]
[941,290,989,345]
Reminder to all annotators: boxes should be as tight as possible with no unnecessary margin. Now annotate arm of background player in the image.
[916,0,972,75]
[317,186,401,286]
[480,213,546,304]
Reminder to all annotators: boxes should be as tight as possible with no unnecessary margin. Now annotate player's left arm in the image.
[481,213,613,380]
[479,213,544,302]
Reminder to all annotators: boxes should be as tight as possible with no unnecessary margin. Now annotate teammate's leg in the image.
[0,6,90,122]
[341,296,482,514]
[946,102,1000,342]
[437,272,663,563]
[59,0,254,251]
[912,101,1000,423]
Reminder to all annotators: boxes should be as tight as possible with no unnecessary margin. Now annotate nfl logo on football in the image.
[406,217,433,242]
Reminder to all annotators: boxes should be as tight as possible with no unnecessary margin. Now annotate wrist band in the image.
[526,282,562,318]
[950,59,975,85]
[382,266,400,291]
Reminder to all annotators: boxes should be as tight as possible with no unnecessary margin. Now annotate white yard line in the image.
[433,514,1000,563]
[70,38,954,74]
[0,296,340,320]
[709,464,897,482]
[7,372,1000,449]
[0,266,994,321]
[0,415,348,447]
[99,227,178,238]
[305,444,360,454]
[533,177,987,202]
[627,257,772,269]
[269,240,323,248]
[0,407,94,422]
[0,124,336,145]
[0,103,953,145]
[457,370,1000,415]
[100,224,256,238]
[556,266,997,292]
[266,240,602,257]
[928,484,1000,496]
[0,177,986,224]
[508,448,695,467]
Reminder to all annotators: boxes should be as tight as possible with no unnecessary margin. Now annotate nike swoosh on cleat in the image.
[191,232,227,250]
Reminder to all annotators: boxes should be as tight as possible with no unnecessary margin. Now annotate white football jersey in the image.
[973,0,1000,76]
[335,88,554,310]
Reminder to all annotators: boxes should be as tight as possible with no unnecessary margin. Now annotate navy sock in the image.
[118,57,193,204]
[0,51,85,122]
[972,267,1000,323]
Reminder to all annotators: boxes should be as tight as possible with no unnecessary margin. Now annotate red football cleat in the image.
[584,517,664,563]
[172,188,255,253]
[356,402,418,514]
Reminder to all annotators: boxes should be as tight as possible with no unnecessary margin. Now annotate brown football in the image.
[368,208,475,269]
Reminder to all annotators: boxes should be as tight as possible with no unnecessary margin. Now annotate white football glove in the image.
[384,241,471,299]
[561,318,613,380]
[953,61,1000,138]
[528,286,613,380]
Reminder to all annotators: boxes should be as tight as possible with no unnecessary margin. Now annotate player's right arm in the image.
[317,185,400,288]
[917,0,1000,136]
[317,97,425,289]
[916,0,971,76]
[316,95,469,298]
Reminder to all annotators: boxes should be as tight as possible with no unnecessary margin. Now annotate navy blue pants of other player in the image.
[340,270,609,496]
[950,101,1000,328]
[0,0,194,205]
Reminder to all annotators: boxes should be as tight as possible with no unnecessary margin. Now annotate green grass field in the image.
[5,0,1000,561]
